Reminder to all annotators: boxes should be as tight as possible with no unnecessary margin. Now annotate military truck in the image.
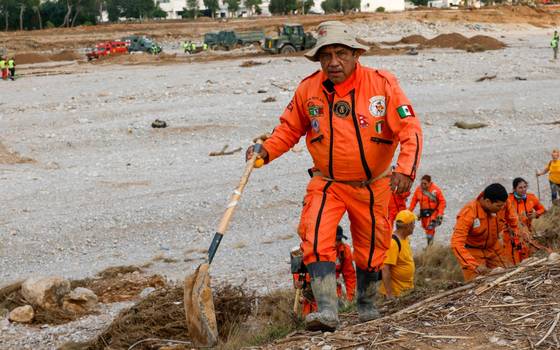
[204,30,264,50]
[263,24,317,55]
[122,35,162,54]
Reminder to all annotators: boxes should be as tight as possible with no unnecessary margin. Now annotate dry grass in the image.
[533,204,560,250]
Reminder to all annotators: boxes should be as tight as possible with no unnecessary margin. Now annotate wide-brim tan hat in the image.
[305,21,369,62]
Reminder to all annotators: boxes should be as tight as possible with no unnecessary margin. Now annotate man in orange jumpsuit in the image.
[294,226,356,316]
[507,177,546,262]
[451,183,518,281]
[247,21,423,330]
[409,175,446,246]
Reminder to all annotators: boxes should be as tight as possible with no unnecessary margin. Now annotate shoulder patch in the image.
[301,70,321,83]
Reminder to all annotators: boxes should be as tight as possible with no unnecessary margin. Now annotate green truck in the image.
[122,35,162,54]
[263,24,317,55]
[204,30,265,50]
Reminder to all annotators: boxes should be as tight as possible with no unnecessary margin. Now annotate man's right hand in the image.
[245,144,268,162]
[475,264,489,274]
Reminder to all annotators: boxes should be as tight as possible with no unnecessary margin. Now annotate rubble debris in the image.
[208,145,242,157]
[0,141,35,165]
[514,76,528,81]
[151,119,167,128]
[9,305,34,323]
[271,82,290,91]
[257,89,268,94]
[262,96,277,103]
[240,60,265,67]
[63,287,98,313]
[454,121,488,129]
[533,204,560,250]
[21,276,71,310]
[475,74,497,82]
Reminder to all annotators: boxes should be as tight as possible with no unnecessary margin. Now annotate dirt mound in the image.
[49,50,81,62]
[533,204,560,250]
[400,34,428,45]
[422,33,506,52]
[73,283,256,350]
[264,254,560,349]
[16,50,81,65]
[0,141,34,164]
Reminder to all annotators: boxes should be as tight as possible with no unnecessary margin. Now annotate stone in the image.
[9,305,34,323]
[321,346,332,350]
[21,276,71,309]
[548,252,560,262]
[63,287,98,314]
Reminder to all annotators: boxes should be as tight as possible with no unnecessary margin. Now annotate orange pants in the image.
[462,245,510,281]
[302,298,317,316]
[298,176,391,272]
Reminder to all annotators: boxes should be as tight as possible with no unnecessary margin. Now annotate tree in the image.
[225,0,239,16]
[321,0,358,13]
[268,0,295,14]
[203,0,218,17]
[186,0,198,18]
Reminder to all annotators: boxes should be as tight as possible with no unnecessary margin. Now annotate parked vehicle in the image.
[263,24,316,55]
[86,41,128,60]
[122,35,162,54]
[204,30,264,50]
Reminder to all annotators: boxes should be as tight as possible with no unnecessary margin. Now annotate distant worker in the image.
[507,177,545,262]
[203,42,208,51]
[7,57,15,81]
[182,41,190,53]
[537,148,560,203]
[379,210,416,299]
[293,226,356,316]
[451,183,518,281]
[388,190,410,229]
[552,30,559,60]
[409,175,446,246]
[0,57,7,80]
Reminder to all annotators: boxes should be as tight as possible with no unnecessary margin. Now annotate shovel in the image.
[184,139,264,347]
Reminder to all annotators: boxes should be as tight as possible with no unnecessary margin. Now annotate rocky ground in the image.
[1,18,560,348]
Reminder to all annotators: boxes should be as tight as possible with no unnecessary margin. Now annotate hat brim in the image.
[305,41,369,62]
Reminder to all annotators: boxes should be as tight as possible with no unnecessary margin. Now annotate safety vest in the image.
[0,60,5,69]
[552,37,559,49]
[8,59,14,69]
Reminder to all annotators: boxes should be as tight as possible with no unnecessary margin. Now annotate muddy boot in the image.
[304,262,339,332]
[356,268,381,323]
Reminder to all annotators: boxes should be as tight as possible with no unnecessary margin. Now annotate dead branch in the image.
[271,82,290,91]
[475,258,547,295]
[535,312,560,347]
[209,145,242,157]
[475,74,497,82]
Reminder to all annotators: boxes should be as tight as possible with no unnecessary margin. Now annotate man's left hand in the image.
[390,172,413,194]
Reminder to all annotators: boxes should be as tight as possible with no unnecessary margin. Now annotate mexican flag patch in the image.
[397,105,415,119]
[375,120,383,133]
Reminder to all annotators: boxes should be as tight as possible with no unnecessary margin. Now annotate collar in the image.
[321,62,362,97]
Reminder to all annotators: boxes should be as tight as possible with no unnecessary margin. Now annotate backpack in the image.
[392,234,402,253]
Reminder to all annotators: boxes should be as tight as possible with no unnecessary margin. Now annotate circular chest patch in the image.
[334,101,350,118]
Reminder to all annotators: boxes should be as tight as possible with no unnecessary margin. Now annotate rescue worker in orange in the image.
[246,21,423,330]
[507,177,546,261]
[409,175,446,246]
[294,226,356,316]
[451,183,518,281]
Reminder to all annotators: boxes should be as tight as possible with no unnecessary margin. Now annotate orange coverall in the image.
[451,194,519,281]
[294,242,357,315]
[507,193,546,261]
[409,182,446,236]
[264,63,423,272]
[388,191,410,229]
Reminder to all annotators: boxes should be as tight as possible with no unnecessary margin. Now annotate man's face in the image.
[481,199,506,213]
[515,182,528,196]
[421,180,430,191]
[318,45,359,85]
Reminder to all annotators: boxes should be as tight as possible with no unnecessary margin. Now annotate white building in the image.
[360,0,405,12]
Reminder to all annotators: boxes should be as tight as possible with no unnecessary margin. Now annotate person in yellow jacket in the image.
[0,57,7,80]
[379,210,416,298]
[537,148,560,203]
[7,57,15,81]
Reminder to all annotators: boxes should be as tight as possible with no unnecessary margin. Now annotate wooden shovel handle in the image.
[207,139,263,264]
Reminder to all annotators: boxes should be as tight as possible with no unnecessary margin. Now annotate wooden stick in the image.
[209,146,242,157]
[475,258,547,295]
[422,335,473,340]
[271,81,290,91]
[511,311,540,323]
[480,303,529,308]
[535,312,560,347]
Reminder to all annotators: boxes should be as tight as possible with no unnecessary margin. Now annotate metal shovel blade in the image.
[184,263,218,347]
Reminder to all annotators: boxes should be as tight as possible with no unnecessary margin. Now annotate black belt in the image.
[465,244,483,249]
